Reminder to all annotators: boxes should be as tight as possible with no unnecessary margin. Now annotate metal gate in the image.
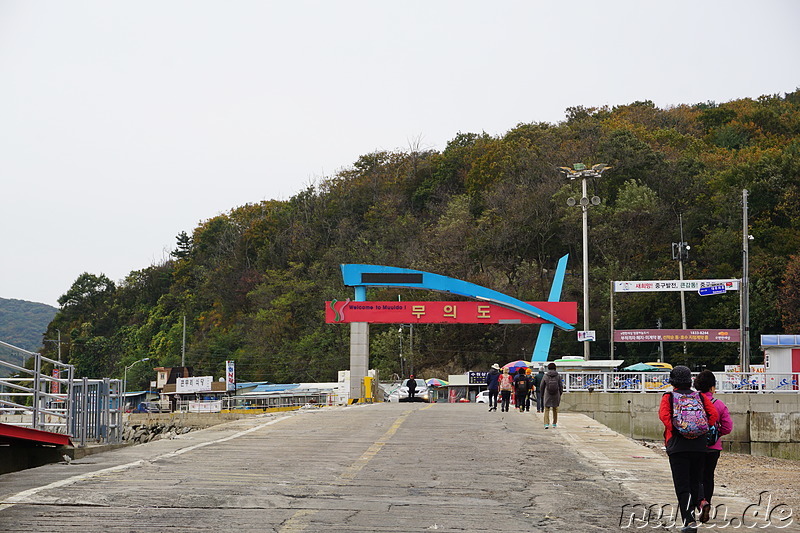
[1,340,122,446]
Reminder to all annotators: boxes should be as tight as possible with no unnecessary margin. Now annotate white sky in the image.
[1,1,798,307]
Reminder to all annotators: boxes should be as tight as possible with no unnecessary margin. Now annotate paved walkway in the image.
[0,403,778,531]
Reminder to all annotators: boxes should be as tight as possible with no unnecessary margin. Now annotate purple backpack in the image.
[670,391,709,439]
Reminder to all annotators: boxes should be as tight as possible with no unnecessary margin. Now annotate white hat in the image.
[491,363,500,370]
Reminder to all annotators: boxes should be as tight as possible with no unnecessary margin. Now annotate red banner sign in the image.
[325,301,577,324]
[613,329,741,343]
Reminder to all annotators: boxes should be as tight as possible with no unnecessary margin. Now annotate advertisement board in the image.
[613,329,740,343]
[613,279,739,293]
[226,360,236,391]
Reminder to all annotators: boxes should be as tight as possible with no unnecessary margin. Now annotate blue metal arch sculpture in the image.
[340,261,573,332]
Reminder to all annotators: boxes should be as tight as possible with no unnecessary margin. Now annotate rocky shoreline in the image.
[122,420,193,444]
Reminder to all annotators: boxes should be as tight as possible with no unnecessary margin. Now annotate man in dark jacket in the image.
[541,363,563,428]
[485,364,500,411]
[407,374,417,399]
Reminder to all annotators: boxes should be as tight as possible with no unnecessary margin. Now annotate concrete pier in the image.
[0,403,785,531]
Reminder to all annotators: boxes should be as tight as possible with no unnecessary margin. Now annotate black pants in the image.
[701,450,721,504]
[500,390,511,412]
[536,390,544,412]
[515,391,529,410]
[488,389,498,409]
[668,451,705,526]
[408,388,416,399]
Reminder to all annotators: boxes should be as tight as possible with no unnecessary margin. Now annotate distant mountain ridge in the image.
[0,297,58,373]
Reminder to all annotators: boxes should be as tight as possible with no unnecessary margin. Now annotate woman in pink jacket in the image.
[693,370,733,523]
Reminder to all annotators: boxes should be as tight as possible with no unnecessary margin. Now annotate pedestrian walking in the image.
[693,369,733,523]
[407,374,417,400]
[541,362,563,428]
[513,368,532,412]
[658,365,719,532]
[498,367,513,412]
[533,366,545,412]
[485,363,501,411]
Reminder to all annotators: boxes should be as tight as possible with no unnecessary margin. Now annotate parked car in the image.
[392,379,432,402]
[134,401,169,413]
[475,390,490,403]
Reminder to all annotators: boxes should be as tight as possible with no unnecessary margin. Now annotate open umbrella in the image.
[426,378,449,387]
[622,362,661,372]
[502,360,533,374]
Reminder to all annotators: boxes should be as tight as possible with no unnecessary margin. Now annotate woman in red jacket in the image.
[658,366,719,532]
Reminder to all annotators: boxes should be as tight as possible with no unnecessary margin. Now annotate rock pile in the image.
[123,420,193,444]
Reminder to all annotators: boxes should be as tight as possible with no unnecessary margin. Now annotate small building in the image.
[761,334,800,390]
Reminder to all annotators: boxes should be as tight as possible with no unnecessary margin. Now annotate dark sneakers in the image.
[698,500,711,523]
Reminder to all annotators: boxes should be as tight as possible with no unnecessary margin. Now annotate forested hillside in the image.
[40,93,800,387]
[0,297,58,375]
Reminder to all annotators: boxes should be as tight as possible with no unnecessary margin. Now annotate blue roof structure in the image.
[761,334,800,347]
[249,383,301,394]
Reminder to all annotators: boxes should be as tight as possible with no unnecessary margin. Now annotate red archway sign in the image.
[325,301,577,325]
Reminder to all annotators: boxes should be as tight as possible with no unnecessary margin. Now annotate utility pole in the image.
[181,315,186,367]
[672,214,690,354]
[741,189,751,372]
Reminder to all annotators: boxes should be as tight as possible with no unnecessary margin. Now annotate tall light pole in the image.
[123,357,150,412]
[560,163,611,360]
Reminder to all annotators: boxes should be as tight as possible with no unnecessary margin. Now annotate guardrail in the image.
[563,371,800,393]
[1,340,122,446]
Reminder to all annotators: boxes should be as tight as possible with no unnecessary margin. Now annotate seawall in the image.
[561,391,800,460]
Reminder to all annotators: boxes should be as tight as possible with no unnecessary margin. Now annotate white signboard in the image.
[189,400,222,413]
[577,330,596,342]
[226,360,236,391]
[176,376,213,393]
[613,279,740,293]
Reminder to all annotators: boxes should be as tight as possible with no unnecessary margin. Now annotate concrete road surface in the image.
[0,402,729,531]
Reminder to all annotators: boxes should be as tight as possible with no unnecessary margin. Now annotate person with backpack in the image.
[485,363,501,411]
[498,367,513,412]
[513,368,532,412]
[658,366,719,532]
[541,362,563,428]
[693,369,733,523]
[533,366,545,412]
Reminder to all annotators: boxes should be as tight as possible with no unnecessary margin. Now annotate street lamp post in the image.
[560,163,612,360]
[123,357,151,412]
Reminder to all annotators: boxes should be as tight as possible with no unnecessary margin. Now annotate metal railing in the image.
[1,340,122,446]
[562,371,800,393]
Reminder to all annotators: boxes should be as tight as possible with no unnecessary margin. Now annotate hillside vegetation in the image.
[0,297,58,375]
[40,93,800,387]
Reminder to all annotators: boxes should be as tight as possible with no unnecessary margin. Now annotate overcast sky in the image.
[1,1,798,308]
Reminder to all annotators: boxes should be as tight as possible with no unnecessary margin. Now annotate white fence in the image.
[562,371,800,393]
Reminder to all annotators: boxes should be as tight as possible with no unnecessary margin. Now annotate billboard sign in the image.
[613,279,739,293]
[613,329,740,343]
